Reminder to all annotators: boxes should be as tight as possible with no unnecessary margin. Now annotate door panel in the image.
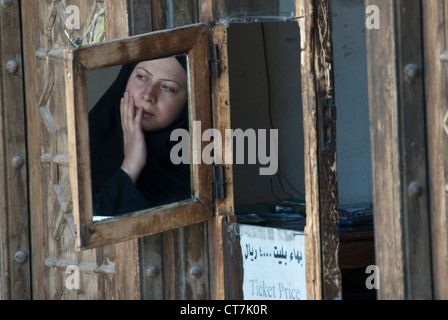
[423,0,448,300]
[0,0,30,300]
[21,0,139,300]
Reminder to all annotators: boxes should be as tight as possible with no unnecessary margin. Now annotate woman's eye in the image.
[137,74,148,81]
[162,85,175,93]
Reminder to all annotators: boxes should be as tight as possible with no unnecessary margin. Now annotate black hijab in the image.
[88,58,191,215]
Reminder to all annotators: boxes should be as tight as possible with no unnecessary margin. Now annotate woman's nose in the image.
[141,84,157,103]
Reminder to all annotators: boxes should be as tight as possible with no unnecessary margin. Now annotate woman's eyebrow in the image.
[137,67,183,88]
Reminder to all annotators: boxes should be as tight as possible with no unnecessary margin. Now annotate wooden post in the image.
[422,0,448,300]
[0,0,31,300]
[298,0,341,300]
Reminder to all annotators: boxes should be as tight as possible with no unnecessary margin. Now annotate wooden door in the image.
[21,0,140,300]
[20,0,235,300]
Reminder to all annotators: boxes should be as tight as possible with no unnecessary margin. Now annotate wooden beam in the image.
[297,0,323,301]
[422,0,448,300]
[299,0,341,300]
[312,0,341,300]
[366,0,405,300]
[0,0,31,300]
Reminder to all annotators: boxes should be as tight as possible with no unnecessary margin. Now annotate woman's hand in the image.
[120,91,147,185]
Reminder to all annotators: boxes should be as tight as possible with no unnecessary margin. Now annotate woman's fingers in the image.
[120,92,147,184]
[121,92,133,130]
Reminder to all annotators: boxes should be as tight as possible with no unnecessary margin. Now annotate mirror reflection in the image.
[87,55,191,220]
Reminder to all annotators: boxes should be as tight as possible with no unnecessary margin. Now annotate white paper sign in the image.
[239,224,306,300]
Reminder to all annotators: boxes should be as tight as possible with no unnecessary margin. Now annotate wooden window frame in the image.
[64,23,213,249]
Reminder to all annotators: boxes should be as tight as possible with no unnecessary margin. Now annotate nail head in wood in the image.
[6,60,19,74]
[11,156,24,169]
[14,250,28,265]
[145,265,160,278]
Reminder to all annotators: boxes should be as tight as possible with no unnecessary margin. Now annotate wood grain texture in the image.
[298,0,342,300]
[21,0,143,300]
[0,0,31,300]
[297,0,322,300]
[365,0,405,300]
[313,0,341,300]
[423,0,448,300]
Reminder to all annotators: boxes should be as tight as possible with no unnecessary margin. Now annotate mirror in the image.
[65,24,213,249]
[87,55,192,221]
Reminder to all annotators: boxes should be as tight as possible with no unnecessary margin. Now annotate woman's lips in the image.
[136,107,154,119]
[142,111,154,119]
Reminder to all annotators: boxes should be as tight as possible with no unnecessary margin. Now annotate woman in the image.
[88,56,191,217]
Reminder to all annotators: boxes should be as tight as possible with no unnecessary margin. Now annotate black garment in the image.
[88,61,190,216]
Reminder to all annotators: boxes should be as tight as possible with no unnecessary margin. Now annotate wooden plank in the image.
[422,0,448,300]
[298,0,342,300]
[366,0,405,300]
[151,0,168,30]
[172,0,199,27]
[75,24,206,70]
[394,0,432,300]
[139,234,164,299]
[197,0,215,23]
[367,0,434,300]
[312,0,341,300]
[88,200,211,249]
[207,25,236,300]
[0,0,31,300]
[104,0,129,41]
[297,0,322,301]
[128,0,153,35]
[210,25,234,216]
[21,0,50,300]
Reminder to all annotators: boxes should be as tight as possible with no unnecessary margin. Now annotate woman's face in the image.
[125,57,188,132]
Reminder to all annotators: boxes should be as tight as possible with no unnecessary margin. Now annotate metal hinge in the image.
[213,164,227,199]
[209,44,221,79]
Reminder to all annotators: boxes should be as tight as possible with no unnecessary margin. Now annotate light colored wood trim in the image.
[66,24,213,249]
[86,200,210,248]
[210,25,234,216]
[197,0,216,23]
[365,0,405,299]
[75,24,206,70]
[104,0,129,40]
[206,25,237,300]
[422,0,448,300]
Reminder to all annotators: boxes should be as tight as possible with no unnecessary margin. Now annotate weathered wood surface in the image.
[423,0,448,300]
[298,0,341,300]
[21,0,140,300]
[137,1,216,300]
[66,23,213,249]
[366,0,435,299]
[0,0,31,300]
